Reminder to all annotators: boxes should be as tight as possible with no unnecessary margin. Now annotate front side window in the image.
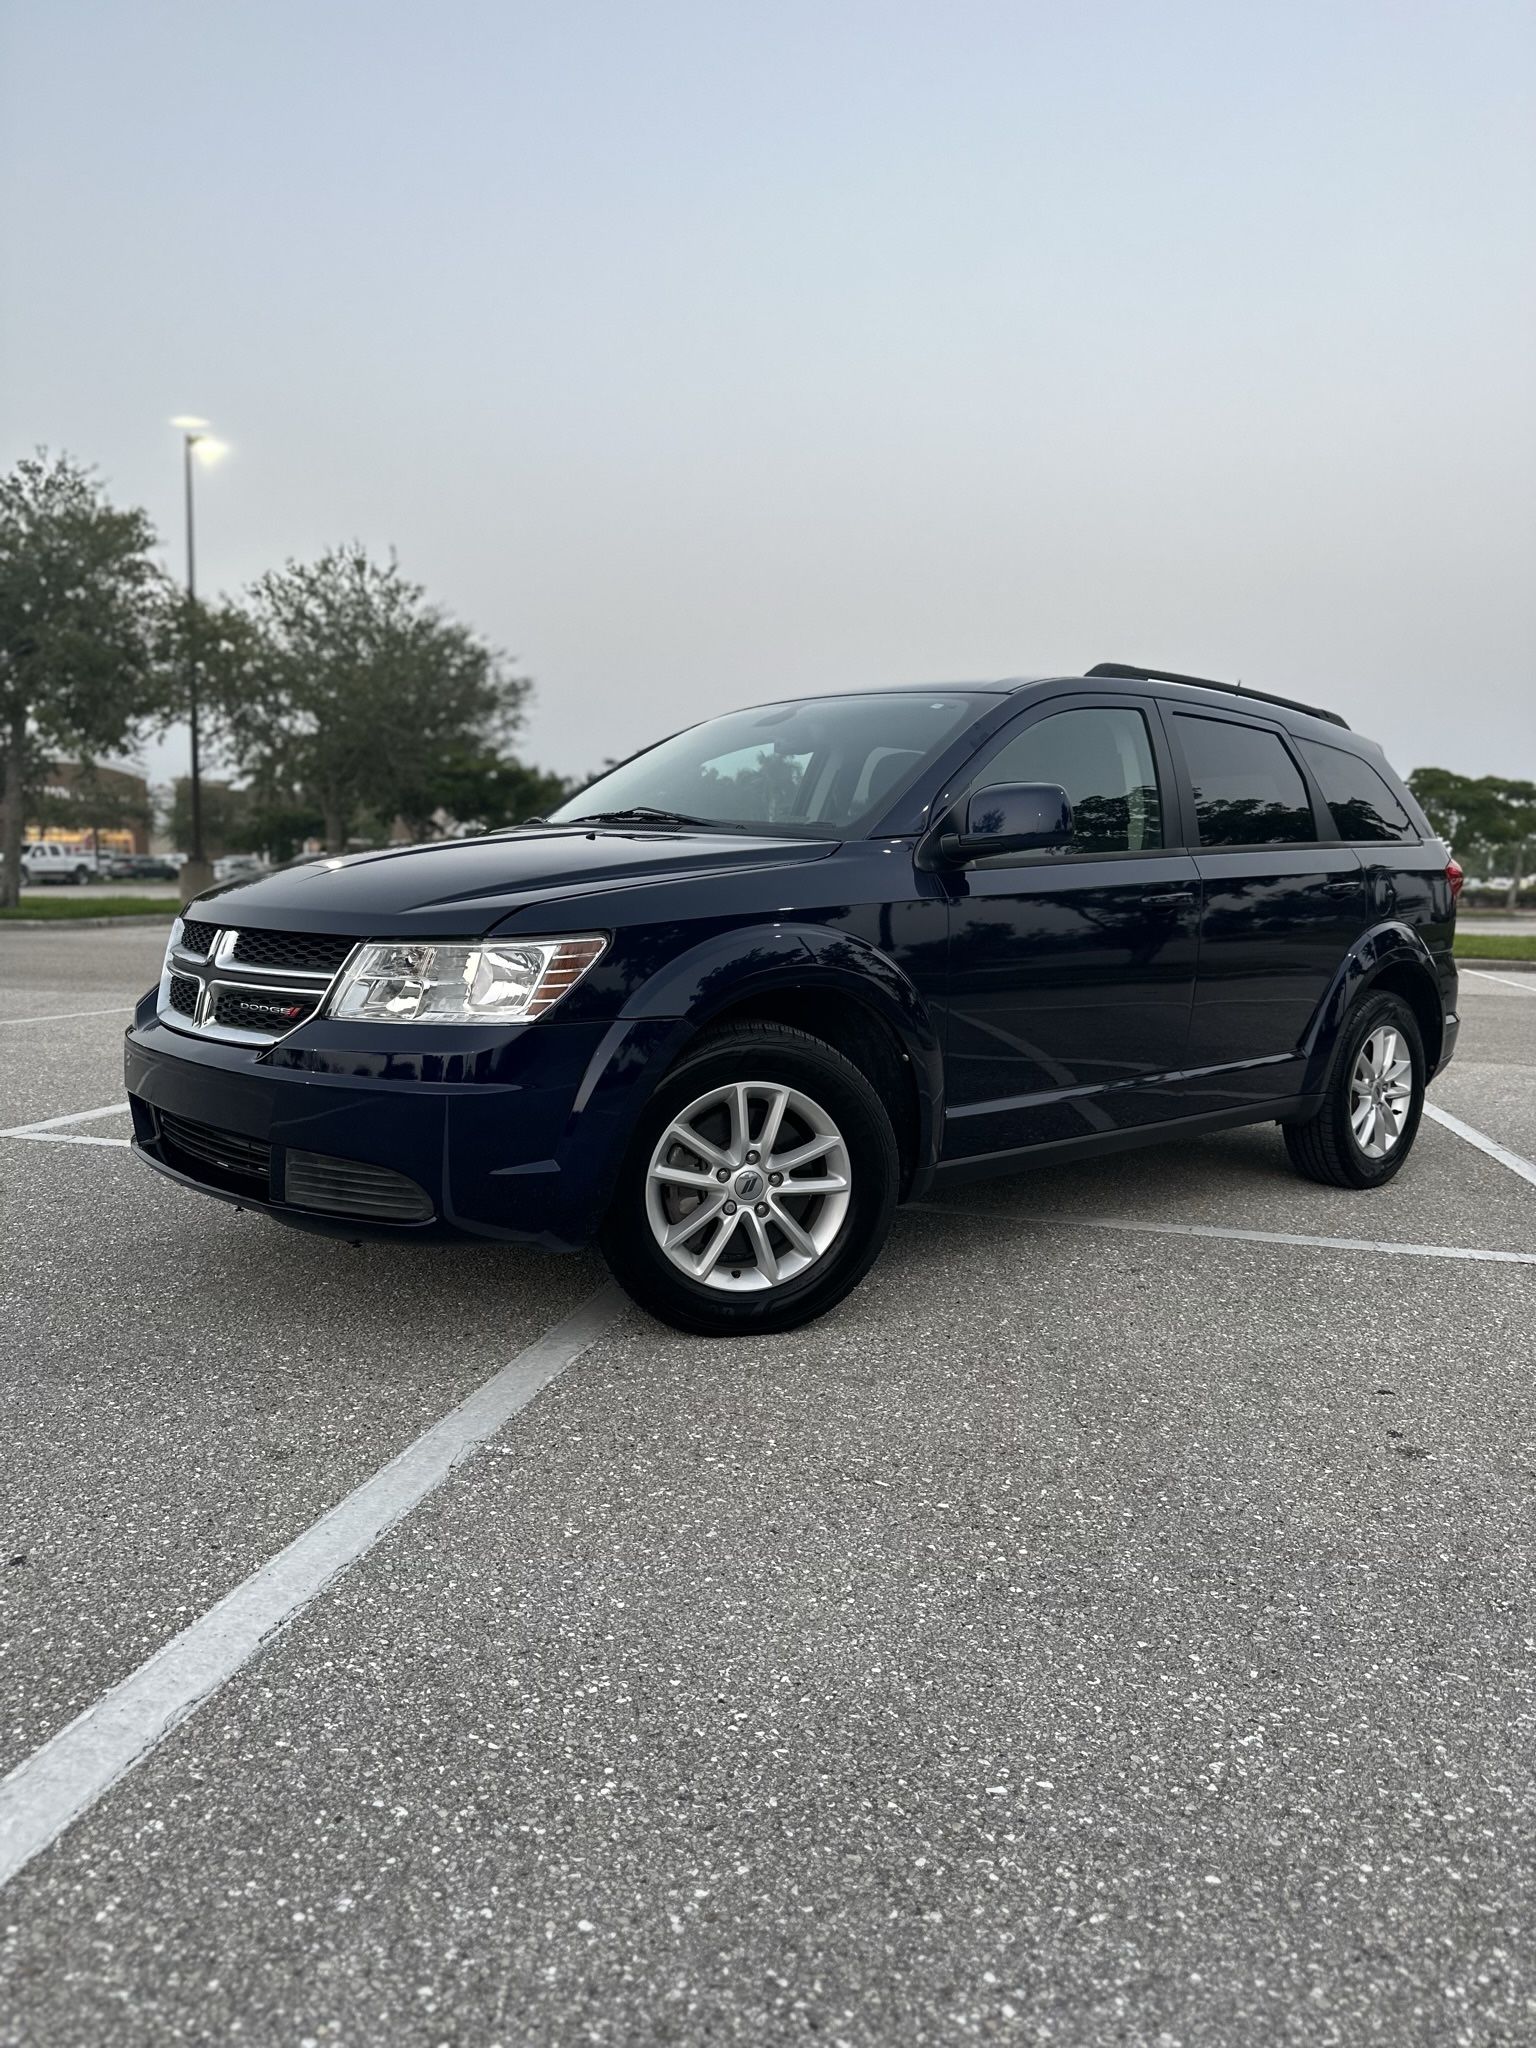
[1300,740,1416,843]
[549,692,987,834]
[973,706,1163,855]
[1174,715,1317,848]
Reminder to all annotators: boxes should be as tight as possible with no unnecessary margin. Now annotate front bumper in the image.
[124,999,689,1250]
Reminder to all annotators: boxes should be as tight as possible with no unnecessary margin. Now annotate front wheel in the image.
[1283,991,1425,1189]
[600,1023,900,1335]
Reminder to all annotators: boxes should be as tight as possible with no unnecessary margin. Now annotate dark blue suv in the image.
[125,664,1460,1334]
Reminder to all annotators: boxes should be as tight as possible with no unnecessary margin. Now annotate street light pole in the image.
[170,417,224,896]
[183,428,203,879]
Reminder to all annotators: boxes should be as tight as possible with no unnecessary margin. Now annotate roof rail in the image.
[1086,662,1349,731]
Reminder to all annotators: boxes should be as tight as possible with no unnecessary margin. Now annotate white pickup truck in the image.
[20,841,101,885]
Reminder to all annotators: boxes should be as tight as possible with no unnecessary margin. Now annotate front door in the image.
[938,699,1200,1166]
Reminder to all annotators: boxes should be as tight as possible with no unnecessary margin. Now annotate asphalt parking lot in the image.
[1,924,1533,2047]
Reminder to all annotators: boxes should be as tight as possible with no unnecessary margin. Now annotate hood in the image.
[185,826,841,937]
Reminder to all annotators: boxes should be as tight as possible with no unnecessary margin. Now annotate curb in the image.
[1457,957,1536,974]
[1,914,174,932]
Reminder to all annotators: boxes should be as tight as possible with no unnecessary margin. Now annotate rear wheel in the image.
[600,1023,899,1335]
[1283,991,1425,1189]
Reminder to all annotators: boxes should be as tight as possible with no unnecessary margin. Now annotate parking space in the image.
[2,928,1533,2045]
[0,926,160,1130]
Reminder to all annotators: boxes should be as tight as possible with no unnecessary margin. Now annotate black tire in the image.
[1283,991,1425,1189]
[600,1022,900,1336]
[73,867,89,884]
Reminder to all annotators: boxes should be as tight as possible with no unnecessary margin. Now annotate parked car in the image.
[213,855,266,884]
[103,854,181,882]
[21,841,99,885]
[125,663,1460,1334]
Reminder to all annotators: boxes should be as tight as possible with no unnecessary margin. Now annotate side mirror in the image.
[946,781,1073,860]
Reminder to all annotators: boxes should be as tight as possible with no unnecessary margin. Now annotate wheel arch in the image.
[1301,921,1447,1091]
[614,922,944,1200]
[695,986,927,1196]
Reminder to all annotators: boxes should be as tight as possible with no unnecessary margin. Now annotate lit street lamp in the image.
[170,416,227,894]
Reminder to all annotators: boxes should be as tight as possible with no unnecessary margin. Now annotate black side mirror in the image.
[948,782,1073,859]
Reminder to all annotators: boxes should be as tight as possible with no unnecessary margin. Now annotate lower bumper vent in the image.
[285,1150,434,1223]
[145,1106,433,1224]
[157,1111,272,1197]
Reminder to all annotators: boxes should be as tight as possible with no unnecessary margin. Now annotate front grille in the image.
[159,924,354,1045]
[285,1150,434,1223]
[212,989,321,1034]
[157,1110,271,1197]
[230,928,356,975]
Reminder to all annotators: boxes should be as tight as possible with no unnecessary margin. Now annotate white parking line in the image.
[0,1102,130,1147]
[4,1131,130,1148]
[1463,968,1536,996]
[0,1285,626,1893]
[916,1205,1536,1265]
[0,1005,135,1026]
[1424,1103,1536,1193]
[0,1102,127,1135]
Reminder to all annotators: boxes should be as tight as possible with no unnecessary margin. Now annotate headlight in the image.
[325,935,607,1026]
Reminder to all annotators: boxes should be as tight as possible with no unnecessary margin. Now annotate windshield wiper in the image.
[558,806,741,831]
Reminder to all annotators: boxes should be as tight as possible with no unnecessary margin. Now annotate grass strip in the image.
[1,895,178,921]
[1454,932,1536,961]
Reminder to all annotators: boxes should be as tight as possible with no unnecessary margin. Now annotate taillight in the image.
[1446,856,1464,902]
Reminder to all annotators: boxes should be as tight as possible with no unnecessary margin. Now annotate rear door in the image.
[1164,709,1366,1111]
[938,696,1201,1163]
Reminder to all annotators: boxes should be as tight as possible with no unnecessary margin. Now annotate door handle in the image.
[1144,889,1196,907]
[1321,879,1360,896]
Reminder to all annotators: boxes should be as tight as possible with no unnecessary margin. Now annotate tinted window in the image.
[1300,740,1416,843]
[978,707,1162,854]
[1174,716,1316,847]
[550,692,985,833]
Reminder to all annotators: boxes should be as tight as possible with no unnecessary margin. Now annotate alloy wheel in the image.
[644,1079,853,1292]
[1349,1025,1413,1160]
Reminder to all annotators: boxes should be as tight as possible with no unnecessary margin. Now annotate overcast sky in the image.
[3,0,1533,791]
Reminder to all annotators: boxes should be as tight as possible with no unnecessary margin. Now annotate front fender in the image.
[622,919,937,1040]
[623,920,941,1091]
[1300,920,1449,1090]
[554,922,947,1221]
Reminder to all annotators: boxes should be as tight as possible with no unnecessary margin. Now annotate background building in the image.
[25,761,152,856]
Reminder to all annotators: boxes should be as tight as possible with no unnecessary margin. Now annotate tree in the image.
[0,453,168,905]
[210,547,531,853]
[1409,768,1536,907]
[166,776,255,860]
[408,745,572,837]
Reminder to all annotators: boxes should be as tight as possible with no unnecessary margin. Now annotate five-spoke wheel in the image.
[1284,990,1425,1189]
[1348,1025,1413,1161]
[602,1023,899,1334]
[645,1080,853,1291]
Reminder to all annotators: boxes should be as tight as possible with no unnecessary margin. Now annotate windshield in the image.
[548,692,987,834]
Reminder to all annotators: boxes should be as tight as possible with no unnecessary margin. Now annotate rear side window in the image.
[977,707,1163,854]
[1300,740,1416,843]
[1174,715,1316,848]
